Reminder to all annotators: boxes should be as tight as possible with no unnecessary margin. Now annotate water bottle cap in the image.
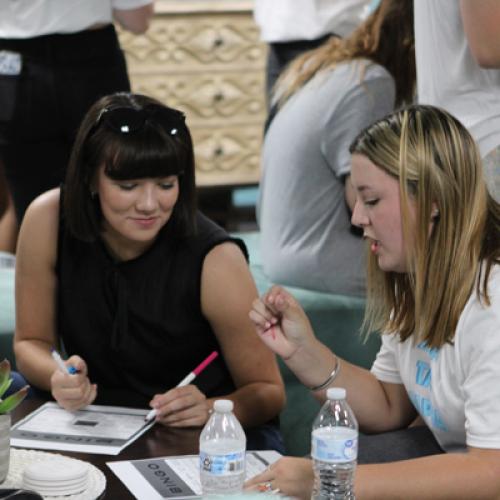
[326,387,346,400]
[213,399,234,412]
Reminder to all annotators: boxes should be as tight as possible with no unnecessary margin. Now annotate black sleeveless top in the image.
[56,208,248,408]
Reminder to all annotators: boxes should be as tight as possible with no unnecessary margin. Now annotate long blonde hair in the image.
[273,0,415,109]
[349,105,500,348]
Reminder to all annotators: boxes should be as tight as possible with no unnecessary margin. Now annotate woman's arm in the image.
[14,189,96,409]
[199,242,286,427]
[249,286,416,433]
[113,3,155,35]
[14,189,61,388]
[356,446,500,499]
[460,0,500,68]
[149,242,286,428]
[247,447,500,499]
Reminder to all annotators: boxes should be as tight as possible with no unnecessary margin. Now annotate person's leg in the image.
[0,161,17,253]
[0,197,17,254]
[58,25,131,147]
[357,425,444,464]
[2,26,131,224]
[0,44,64,223]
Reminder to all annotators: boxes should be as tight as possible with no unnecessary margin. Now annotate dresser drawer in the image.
[127,71,265,126]
[120,13,265,74]
[191,125,262,186]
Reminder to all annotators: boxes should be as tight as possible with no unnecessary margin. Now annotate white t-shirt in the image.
[254,0,370,42]
[415,0,500,156]
[0,0,152,38]
[371,265,500,452]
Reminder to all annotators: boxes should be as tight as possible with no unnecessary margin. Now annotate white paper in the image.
[108,450,282,499]
[11,402,154,455]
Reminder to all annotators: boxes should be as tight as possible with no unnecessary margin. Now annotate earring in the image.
[90,191,97,199]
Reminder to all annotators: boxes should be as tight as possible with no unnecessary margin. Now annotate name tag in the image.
[0,51,22,76]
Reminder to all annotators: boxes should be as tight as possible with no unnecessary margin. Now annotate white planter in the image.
[0,414,10,483]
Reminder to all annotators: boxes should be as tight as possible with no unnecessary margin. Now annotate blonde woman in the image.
[258,0,415,296]
[248,105,500,498]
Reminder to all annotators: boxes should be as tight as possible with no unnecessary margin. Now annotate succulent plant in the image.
[0,359,29,414]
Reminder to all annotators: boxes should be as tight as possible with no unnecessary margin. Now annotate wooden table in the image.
[12,399,201,499]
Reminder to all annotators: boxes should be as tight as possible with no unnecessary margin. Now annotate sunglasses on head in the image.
[94,105,186,136]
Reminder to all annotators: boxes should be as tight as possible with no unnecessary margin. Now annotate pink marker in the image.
[145,351,219,422]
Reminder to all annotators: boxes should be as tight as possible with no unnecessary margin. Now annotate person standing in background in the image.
[0,0,155,237]
[253,0,372,102]
[415,0,500,202]
[257,0,415,296]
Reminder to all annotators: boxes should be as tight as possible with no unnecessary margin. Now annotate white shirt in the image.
[0,0,152,38]
[371,266,500,452]
[415,0,500,156]
[254,0,370,42]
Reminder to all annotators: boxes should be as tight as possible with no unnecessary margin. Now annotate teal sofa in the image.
[0,252,15,369]
[234,232,380,457]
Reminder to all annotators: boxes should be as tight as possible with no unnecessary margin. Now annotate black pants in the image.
[0,25,131,222]
[358,425,444,464]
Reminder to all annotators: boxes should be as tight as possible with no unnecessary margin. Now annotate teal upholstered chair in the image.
[234,232,380,456]
[0,252,16,368]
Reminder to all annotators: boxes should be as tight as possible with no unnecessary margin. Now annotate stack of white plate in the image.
[23,459,89,497]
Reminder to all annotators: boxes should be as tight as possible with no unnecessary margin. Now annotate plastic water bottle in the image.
[199,399,246,495]
[311,387,358,499]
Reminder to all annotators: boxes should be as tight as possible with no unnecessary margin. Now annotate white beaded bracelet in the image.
[309,357,340,391]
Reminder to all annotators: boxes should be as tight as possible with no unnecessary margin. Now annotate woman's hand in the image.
[245,457,314,500]
[149,385,210,427]
[248,285,316,360]
[50,355,97,411]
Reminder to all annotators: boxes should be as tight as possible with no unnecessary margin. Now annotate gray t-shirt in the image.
[257,60,395,296]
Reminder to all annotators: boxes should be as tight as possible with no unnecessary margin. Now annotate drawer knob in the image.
[213,37,224,48]
[214,147,224,157]
[213,92,224,102]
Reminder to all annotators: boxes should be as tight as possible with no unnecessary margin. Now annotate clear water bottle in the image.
[311,387,358,499]
[199,399,246,495]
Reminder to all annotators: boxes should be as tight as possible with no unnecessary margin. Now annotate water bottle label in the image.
[200,451,245,476]
[311,434,358,463]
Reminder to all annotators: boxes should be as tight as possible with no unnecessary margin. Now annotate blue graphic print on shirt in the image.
[417,342,439,360]
[409,343,448,432]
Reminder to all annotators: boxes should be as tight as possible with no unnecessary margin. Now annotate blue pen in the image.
[51,348,77,375]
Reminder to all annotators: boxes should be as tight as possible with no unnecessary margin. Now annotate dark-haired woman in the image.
[13,92,285,450]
